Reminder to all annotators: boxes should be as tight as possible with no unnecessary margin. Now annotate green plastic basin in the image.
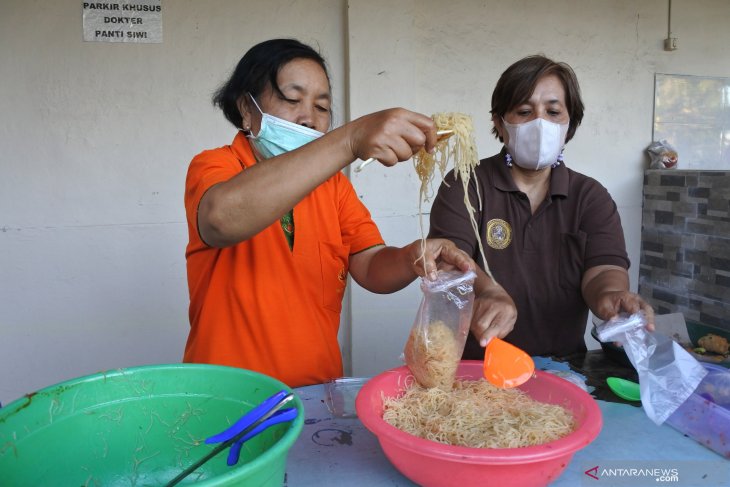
[0,363,303,486]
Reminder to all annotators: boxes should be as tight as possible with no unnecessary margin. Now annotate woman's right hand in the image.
[470,278,517,347]
[345,108,438,166]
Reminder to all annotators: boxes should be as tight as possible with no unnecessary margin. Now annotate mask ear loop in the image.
[242,93,264,136]
[247,92,264,115]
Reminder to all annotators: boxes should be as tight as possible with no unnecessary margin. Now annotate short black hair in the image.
[491,55,584,143]
[212,38,331,129]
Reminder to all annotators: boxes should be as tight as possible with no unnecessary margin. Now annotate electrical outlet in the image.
[664,37,678,51]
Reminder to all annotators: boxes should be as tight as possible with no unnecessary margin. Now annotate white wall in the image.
[0,0,346,405]
[2,0,729,404]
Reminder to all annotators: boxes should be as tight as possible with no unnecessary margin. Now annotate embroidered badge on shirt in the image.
[486,219,512,250]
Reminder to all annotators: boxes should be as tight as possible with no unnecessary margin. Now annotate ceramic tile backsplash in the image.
[639,170,730,331]
[654,74,730,171]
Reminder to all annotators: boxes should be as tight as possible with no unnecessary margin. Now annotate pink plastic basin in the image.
[356,361,602,487]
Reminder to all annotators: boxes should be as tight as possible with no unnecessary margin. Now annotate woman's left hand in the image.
[407,238,475,280]
[471,285,517,347]
[594,290,656,331]
[583,265,656,332]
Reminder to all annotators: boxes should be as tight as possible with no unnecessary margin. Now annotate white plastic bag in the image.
[403,269,476,390]
[596,312,707,425]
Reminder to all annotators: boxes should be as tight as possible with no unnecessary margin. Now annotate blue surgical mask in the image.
[503,117,568,171]
[246,93,323,159]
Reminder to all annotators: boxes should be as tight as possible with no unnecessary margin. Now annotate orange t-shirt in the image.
[183,132,384,387]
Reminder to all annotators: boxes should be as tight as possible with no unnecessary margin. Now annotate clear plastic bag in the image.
[403,269,476,390]
[544,370,589,392]
[646,139,678,169]
[596,312,707,425]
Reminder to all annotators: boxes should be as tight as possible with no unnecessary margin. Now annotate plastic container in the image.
[324,377,369,418]
[0,364,304,486]
[665,363,730,458]
[356,360,602,487]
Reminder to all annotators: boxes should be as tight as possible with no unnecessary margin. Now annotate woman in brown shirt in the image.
[429,55,655,358]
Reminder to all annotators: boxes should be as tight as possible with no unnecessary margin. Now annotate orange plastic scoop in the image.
[483,338,535,388]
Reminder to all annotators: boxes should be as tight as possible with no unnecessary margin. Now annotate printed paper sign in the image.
[82,1,162,43]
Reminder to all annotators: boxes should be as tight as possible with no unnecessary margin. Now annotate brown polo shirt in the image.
[428,149,629,358]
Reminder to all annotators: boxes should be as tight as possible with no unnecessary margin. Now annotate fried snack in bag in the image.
[404,269,476,390]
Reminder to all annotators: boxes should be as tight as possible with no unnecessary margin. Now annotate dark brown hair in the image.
[490,55,584,143]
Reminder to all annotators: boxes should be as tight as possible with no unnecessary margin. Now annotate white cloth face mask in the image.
[503,118,569,171]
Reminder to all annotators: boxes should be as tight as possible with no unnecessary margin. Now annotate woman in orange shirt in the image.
[183,38,515,387]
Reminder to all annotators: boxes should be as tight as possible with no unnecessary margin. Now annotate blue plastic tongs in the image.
[207,390,298,465]
[165,390,297,486]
